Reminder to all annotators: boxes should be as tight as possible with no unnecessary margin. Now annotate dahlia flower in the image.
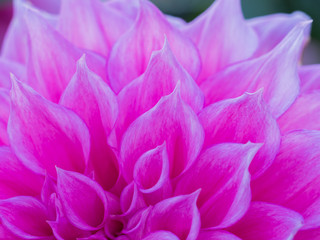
[0,0,320,239]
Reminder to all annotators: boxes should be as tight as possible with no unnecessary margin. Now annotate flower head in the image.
[0,0,320,239]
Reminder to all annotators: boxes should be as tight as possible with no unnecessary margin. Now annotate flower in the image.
[0,0,320,239]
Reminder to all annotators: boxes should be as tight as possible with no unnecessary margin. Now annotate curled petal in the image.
[299,64,320,93]
[201,21,310,117]
[228,202,303,240]
[199,91,280,178]
[133,143,172,205]
[175,142,260,228]
[8,77,90,177]
[278,91,320,133]
[182,0,258,83]
[108,0,201,93]
[124,207,152,240]
[145,191,201,240]
[0,146,43,199]
[57,168,108,231]
[120,85,204,182]
[197,230,241,240]
[60,55,119,190]
[249,11,311,57]
[143,231,179,240]
[252,130,320,229]
[115,39,204,142]
[0,196,52,239]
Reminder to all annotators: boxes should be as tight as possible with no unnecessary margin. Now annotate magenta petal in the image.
[143,231,179,240]
[124,207,152,240]
[133,143,172,205]
[294,227,320,240]
[24,7,106,102]
[299,64,320,93]
[201,21,310,117]
[197,230,241,240]
[8,77,90,177]
[0,89,10,145]
[252,130,320,229]
[278,91,320,132]
[0,146,43,199]
[0,58,26,89]
[249,11,311,57]
[115,40,204,142]
[0,196,52,239]
[182,0,258,83]
[228,202,303,240]
[175,142,260,228]
[120,85,204,182]
[199,91,280,178]
[60,55,119,190]
[145,191,201,240]
[108,0,201,93]
[56,168,108,231]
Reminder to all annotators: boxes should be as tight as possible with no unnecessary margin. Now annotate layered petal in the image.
[278,91,320,132]
[120,85,204,181]
[0,147,43,199]
[58,0,132,56]
[24,6,106,102]
[299,64,320,93]
[252,130,320,229]
[108,0,201,93]
[228,202,303,240]
[201,21,310,117]
[199,91,280,177]
[116,40,203,142]
[60,55,119,190]
[144,191,201,240]
[8,77,90,177]
[182,0,258,83]
[0,196,53,239]
[175,142,260,228]
[143,231,179,240]
[197,230,240,240]
[294,227,320,240]
[133,143,172,205]
[0,89,10,145]
[249,11,311,57]
[57,168,108,231]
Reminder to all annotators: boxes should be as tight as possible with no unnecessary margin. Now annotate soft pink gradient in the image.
[0,0,319,239]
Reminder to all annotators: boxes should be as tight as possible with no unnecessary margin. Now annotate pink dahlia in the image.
[0,0,320,239]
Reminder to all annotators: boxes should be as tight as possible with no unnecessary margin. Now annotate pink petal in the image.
[133,143,172,205]
[294,227,320,240]
[0,196,53,239]
[24,6,106,102]
[278,91,320,133]
[228,202,303,240]
[108,0,201,93]
[120,182,146,219]
[182,0,258,83]
[143,231,179,240]
[0,58,26,89]
[252,130,320,229]
[124,207,152,240]
[198,91,280,178]
[197,230,241,240]
[56,168,108,231]
[60,55,119,190]
[145,191,201,240]
[120,85,204,182]
[8,77,90,177]
[0,222,18,240]
[200,21,310,117]
[29,0,61,14]
[0,89,10,145]
[115,39,203,144]
[299,64,320,93]
[0,146,43,199]
[175,142,260,228]
[249,11,311,57]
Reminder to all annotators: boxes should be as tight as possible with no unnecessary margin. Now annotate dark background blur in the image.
[0,0,320,63]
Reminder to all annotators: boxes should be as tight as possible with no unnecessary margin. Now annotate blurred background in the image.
[0,0,320,63]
